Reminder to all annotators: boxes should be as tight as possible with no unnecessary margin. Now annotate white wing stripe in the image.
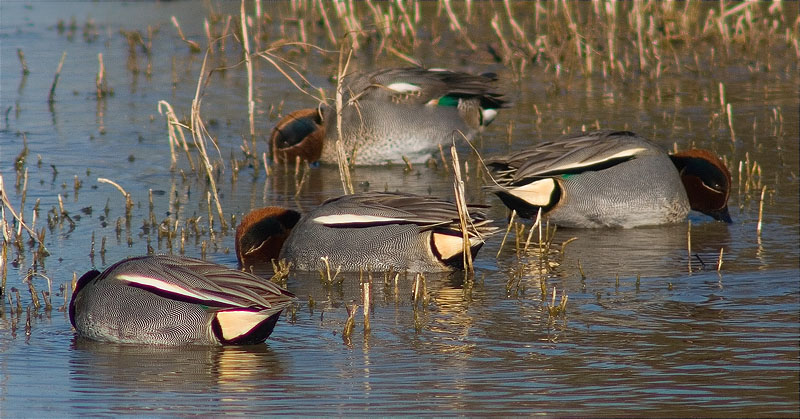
[313,214,408,225]
[386,82,420,93]
[116,273,240,306]
[547,147,647,173]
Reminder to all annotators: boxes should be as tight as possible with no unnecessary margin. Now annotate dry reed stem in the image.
[443,0,477,50]
[523,208,543,252]
[496,210,516,257]
[96,53,107,99]
[257,47,326,104]
[157,100,196,171]
[316,0,338,46]
[634,0,647,72]
[0,176,47,253]
[334,40,354,194]
[240,0,256,149]
[48,51,67,104]
[757,185,766,236]
[190,49,228,230]
[261,151,271,177]
[716,248,724,272]
[687,219,692,273]
[171,16,201,52]
[362,279,370,334]
[342,302,357,344]
[1,241,7,296]
[320,256,342,284]
[387,45,421,66]
[96,178,133,211]
[17,48,30,75]
[450,143,473,274]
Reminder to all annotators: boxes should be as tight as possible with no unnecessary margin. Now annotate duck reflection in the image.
[497,220,731,279]
[70,337,287,393]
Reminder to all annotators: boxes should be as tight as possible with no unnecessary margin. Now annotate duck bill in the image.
[707,206,733,223]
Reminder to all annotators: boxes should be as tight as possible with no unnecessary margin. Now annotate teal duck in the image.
[236,192,497,272]
[70,255,295,345]
[271,67,507,165]
[487,130,732,228]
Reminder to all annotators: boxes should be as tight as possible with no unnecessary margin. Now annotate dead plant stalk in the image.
[450,144,473,274]
[190,49,228,230]
[240,0,256,149]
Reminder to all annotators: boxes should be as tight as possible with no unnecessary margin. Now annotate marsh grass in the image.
[2,0,794,342]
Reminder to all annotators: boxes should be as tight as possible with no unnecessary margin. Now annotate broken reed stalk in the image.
[17,49,30,75]
[1,241,7,297]
[334,39,354,195]
[727,103,736,143]
[496,210,516,257]
[190,49,228,230]
[716,248,724,272]
[48,51,67,104]
[687,219,692,273]
[443,0,477,50]
[157,100,196,171]
[240,0,256,149]
[450,144,474,274]
[261,151,271,177]
[96,53,107,98]
[362,279,371,334]
[342,302,357,344]
[97,178,133,214]
[756,185,766,236]
[523,208,543,252]
[171,16,201,52]
[0,176,48,253]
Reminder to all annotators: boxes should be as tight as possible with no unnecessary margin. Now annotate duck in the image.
[486,130,732,228]
[270,67,507,166]
[69,254,295,345]
[236,192,497,272]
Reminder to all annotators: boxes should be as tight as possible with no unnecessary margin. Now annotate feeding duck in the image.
[236,192,497,272]
[69,254,295,345]
[271,67,507,165]
[486,130,732,228]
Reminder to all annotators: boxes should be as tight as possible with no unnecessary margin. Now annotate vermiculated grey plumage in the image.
[317,67,507,165]
[279,192,496,272]
[70,255,295,345]
[487,130,691,228]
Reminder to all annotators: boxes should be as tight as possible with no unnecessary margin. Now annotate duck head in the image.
[236,207,302,268]
[670,149,732,223]
[270,108,325,164]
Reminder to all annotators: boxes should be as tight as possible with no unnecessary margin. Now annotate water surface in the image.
[1,1,798,416]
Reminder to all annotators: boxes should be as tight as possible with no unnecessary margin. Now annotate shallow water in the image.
[1,1,798,416]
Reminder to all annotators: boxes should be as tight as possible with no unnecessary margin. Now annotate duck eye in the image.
[705,180,723,191]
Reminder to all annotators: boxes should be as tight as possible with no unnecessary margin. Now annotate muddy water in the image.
[1,1,798,416]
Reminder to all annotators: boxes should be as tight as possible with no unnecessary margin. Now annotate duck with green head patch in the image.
[486,130,732,228]
[271,67,507,166]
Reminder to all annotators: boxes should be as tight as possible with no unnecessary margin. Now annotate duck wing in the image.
[343,67,507,109]
[488,130,660,184]
[109,255,294,311]
[312,192,495,237]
